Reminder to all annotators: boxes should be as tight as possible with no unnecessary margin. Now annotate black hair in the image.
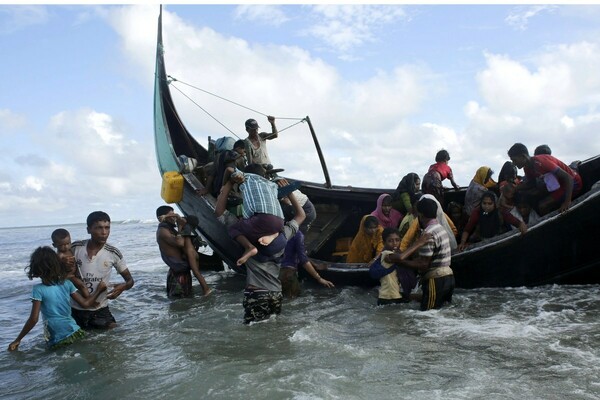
[382,227,401,241]
[26,246,66,286]
[86,211,111,228]
[507,143,529,158]
[417,197,438,218]
[480,191,498,206]
[51,228,70,243]
[244,163,266,177]
[233,140,245,150]
[498,161,517,183]
[156,205,174,219]
[363,215,379,228]
[534,144,552,156]
[435,150,450,162]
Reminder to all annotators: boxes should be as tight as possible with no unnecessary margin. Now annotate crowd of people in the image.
[346,143,583,310]
[9,118,585,351]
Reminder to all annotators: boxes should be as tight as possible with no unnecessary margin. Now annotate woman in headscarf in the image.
[346,215,384,264]
[458,191,527,251]
[400,194,458,252]
[463,166,496,216]
[371,194,403,229]
[391,173,421,215]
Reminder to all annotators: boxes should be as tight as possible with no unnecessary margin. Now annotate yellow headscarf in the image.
[346,215,384,264]
[473,166,497,188]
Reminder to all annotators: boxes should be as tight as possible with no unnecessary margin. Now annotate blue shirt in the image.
[240,172,284,219]
[32,280,81,346]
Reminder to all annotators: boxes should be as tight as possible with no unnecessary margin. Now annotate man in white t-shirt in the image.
[70,211,134,329]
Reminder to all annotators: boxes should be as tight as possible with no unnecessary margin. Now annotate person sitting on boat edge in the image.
[389,197,455,311]
[391,173,421,216]
[156,206,212,298]
[421,149,460,207]
[224,163,298,266]
[371,193,403,229]
[463,166,496,217]
[215,174,306,324]
[458,191,527,252]
[8,247,107,351]
[244,116,278,166]
[508,143,582,215]
[369,228,431,306]
[70,211,134,330]
[346,215,384,264]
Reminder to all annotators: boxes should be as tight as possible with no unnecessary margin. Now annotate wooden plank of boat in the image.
[153,7,600,288]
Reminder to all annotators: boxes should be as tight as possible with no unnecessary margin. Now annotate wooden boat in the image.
[153,8,600,288]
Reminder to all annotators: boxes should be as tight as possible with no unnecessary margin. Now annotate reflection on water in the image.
[0,223,599,399]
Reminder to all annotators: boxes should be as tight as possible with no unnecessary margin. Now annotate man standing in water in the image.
[215,173,305,324]
[244,115,278,166]
[70,211,134,329]
[155,206,212,297]
[390,197,454,311]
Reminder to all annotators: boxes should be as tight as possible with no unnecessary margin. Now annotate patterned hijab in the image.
[346,215,384,264]
[371,194,403,229]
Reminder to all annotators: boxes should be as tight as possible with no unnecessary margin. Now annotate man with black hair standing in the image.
[244,115,278,166]
[388,197,454,311]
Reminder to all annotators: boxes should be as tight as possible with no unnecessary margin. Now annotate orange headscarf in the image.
[346,215,384,263]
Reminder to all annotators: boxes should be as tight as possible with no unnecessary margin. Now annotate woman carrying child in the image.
[8,247,106,351]
[463,166,496,216]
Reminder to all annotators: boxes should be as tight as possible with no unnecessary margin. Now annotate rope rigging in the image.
[166,75,306,138]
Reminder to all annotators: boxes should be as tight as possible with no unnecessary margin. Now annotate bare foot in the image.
[237,246,258,266]
[258,232,279,246]
[202,287,213,296]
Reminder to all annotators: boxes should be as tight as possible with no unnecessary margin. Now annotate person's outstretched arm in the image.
[8,300,41,351]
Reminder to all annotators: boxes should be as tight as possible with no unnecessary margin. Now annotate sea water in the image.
[0,221,599,399]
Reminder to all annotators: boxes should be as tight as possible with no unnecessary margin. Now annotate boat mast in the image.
[304,116,332,188]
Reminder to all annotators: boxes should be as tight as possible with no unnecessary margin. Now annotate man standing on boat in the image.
[508,143,582,215]
[244,116,278,166]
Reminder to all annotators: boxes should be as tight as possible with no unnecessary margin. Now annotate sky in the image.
[1,4,600,228]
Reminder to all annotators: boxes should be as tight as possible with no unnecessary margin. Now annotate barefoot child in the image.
[51,228,87,296]
[8,247,107,351]
[226,163,298,266]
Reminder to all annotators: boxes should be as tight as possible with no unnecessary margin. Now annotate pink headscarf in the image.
[370,193,403,229]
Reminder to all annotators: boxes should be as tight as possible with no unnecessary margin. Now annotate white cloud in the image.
[0,5,49,34]
[303,5,408,56]
[233,5,289,27]
[0,109,27,133]
[22,176,45,191]
[505,5,557,31]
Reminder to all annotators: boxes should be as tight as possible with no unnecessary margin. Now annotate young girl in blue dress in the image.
[8,246,106,351]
